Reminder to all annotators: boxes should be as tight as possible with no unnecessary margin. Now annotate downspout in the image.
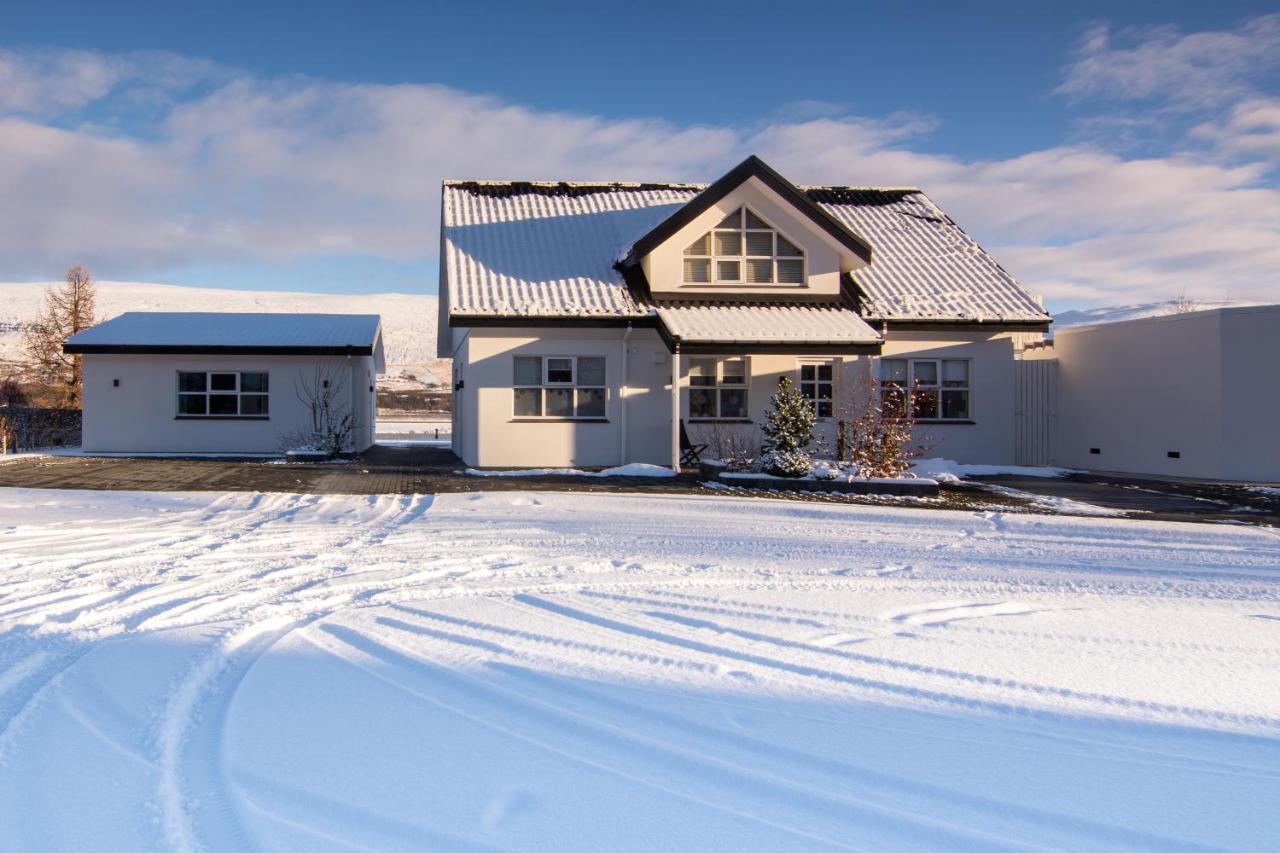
[619,323,632,466]
[670,341,681,472]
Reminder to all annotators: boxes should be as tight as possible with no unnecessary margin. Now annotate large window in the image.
[879,358,970,421]
[798,361,835,418]
[513,356,606,419]
[682,207,805,285]
[177,371,269,418]
[689,357,748,420]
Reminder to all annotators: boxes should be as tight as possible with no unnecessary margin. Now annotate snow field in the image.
[0,488,1277,850]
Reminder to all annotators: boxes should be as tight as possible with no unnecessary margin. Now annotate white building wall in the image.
[1220,307,1280,481]
[81,353,377,454]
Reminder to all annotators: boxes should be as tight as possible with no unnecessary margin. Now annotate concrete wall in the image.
[452,326,1021,468]
[81,353,377,454]
[1050,306,1279,481]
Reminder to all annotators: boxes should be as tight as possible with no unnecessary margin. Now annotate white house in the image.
[1028,305,1280,481]
[65,312,384,454]
[438,156,1051,469]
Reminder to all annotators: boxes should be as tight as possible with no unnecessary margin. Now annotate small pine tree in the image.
[759,377,816,477]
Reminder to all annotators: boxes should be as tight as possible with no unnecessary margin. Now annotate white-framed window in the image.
[688,357,749,420]
[513,355,607,419]
[879,358,970,421]
[798,360,835,419]
[176,371,269,418]
[682,207,805,285]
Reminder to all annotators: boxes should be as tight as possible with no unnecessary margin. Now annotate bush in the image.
[0,407,81,451]
[694,422,761,471]
[837,374,927,478]
[759,377,816,477]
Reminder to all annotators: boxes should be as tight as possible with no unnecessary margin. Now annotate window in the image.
[879,359,970,421]
[798,361,835,418]
[683,207,805,285]
[689,357,749,420]
[177,371,269,418]
[513,356,606,419]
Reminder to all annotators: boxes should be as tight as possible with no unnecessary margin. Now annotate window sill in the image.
[508,418,609,423]
[689,418,753,424]
[916,419,976,425]
[175,416,270,421]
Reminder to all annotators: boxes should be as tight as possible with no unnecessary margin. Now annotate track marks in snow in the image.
[884,600,1053,627]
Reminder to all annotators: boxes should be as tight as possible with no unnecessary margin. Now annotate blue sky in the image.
[1,1,1278,310]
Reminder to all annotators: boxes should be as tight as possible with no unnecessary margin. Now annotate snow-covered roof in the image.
[442,177,1049,325]
[657,303,880,346]
[65,312,384,365]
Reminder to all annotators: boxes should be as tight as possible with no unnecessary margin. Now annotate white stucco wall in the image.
[81,353,377,454]
[1051,306,1279,481]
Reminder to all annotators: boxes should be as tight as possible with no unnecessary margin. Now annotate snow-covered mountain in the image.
[0,281,438,369]
[1053,299,1262,329]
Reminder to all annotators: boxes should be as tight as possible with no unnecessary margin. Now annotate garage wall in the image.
[81,353,377,454]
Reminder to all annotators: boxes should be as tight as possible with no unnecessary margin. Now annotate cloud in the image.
[0,47,1277,309]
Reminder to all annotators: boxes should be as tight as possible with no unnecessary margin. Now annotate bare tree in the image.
[836,373,928,478]
[281,363,355,457]
[23,265,96,407]
[1169,290,1202,315]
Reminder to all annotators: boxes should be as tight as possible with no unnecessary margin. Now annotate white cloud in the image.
[0,47,1277,309]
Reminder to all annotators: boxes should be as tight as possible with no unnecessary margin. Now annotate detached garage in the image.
[64,312,384,455]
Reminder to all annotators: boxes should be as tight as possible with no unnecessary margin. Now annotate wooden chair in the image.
[679,421,707,466]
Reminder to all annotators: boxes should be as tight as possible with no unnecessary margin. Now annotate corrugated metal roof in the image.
[65,312,382,350]
[442,180,1049,324]
[656,303,880,345]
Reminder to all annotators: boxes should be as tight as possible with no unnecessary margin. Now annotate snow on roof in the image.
[65,312,383,355]
[443,181,1049,324]
[657,303,880,345]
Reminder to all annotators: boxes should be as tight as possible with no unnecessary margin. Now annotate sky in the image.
[1,1,1277,311]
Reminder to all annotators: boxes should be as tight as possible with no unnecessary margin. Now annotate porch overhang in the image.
[654,303,883,355]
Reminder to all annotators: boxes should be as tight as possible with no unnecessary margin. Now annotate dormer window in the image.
[682,207,805,285]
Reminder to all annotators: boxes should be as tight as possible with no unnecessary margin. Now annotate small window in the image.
[512,355,607,420]
[689,357,749,421]
[176,370,270,418]
[799,361,835,419]
[681,207,806,285]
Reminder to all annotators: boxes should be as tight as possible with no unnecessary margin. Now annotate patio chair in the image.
[679,421,707,466]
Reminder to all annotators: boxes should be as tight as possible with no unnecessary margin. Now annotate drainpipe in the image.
[670,342,681,472]
[619,324,632,466]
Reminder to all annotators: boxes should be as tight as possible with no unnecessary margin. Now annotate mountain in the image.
[1053,299,1262,330]
[0,281,439,374]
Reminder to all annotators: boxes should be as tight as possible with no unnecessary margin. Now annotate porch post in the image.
[670,343,681,472]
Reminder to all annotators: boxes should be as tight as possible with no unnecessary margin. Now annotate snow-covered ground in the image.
[1,488,1278,851]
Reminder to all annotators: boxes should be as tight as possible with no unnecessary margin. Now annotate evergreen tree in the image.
[759,377,816,477]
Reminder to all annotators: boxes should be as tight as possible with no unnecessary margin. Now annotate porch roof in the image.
[655,303,881,350]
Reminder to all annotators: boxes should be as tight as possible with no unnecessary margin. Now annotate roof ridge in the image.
[443,179,924,193]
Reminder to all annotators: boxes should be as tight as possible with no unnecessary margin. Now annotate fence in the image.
[1014,360,1056,467]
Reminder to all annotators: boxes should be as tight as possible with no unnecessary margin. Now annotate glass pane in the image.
[800,382,815,399]
[777,259,804,284]
[545,388,573,417]
[776,235,803,256]
[683,233,711,256]
[817,400,833,419]
[546,358,573,384]
[240,394,268,416]
[689,357,717,387]
[178,394,206,415]
[744,231,773,256]
[942,390,969,420]
[746,259,773,283]
[880,359,908,384]
[817,364,833,381]
[719,388,747,419]
[715,208,741,229]
[800,364,815,381]
[683,258,710,283]
[577,356,605,386]
[817,384,833,401]
[715,260,740,282]
[690,388,717,419]
[744,210,770,229]
[912,389,939,419]
[714,231,741,256]
[210,373,236,391]
[943,359,969,387]
[576,388,606,418]
[209,394,238,415]
[514,356,542,386]
[720,359,746,385]
[913,361,939,386]
[514,388,542,417]
[240,372,268,393]
[178,372,206,393]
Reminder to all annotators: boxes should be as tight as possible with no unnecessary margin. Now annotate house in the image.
[1025,305,1280,481]
[64,312,384,454]
[438,156,1050,469]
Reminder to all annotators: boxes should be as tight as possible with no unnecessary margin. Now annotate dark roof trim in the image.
[879,319,1051,333]
[64,344,375,356]
[622,155,874,266]
[450,315,657,329]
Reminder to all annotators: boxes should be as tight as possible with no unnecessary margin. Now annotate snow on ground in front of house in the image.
[910,457,1071,482]
[0,489,1278,851]
[466,463,676,478]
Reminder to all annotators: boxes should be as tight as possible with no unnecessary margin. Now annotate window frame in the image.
[688,356,750,422]
[512,355,608,421]
[797,359,836,420]
[878,358,972,422]
[175,370,270,419]
[682,206,806,286]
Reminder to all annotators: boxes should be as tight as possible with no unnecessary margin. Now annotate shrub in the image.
[838,373,927,478]
[759,377,816,477]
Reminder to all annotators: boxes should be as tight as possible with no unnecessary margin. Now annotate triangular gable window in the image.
[682,207,805,284]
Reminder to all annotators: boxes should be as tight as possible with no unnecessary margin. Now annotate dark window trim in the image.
[508,418,609,424]
[175,416,270,421]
